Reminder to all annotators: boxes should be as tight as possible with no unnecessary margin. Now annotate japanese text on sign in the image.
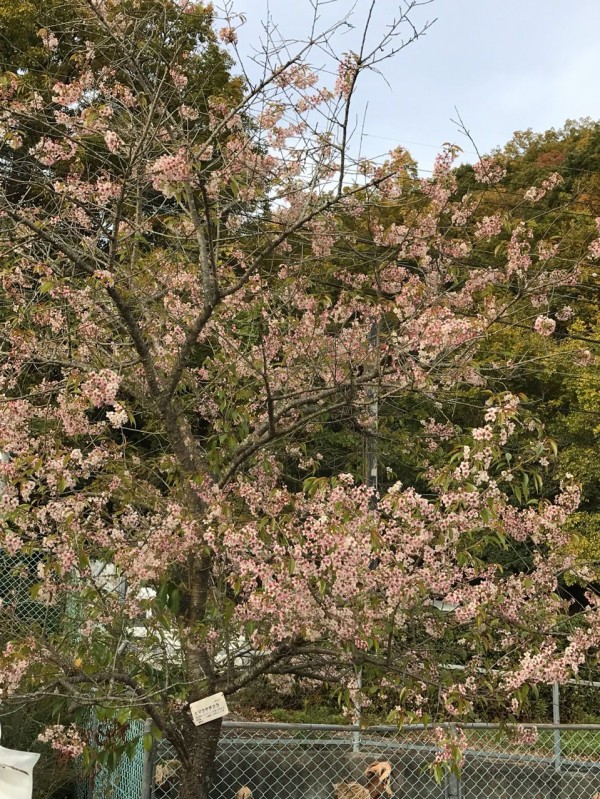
[189,692,229,726]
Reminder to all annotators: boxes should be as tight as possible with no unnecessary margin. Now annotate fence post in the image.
[445,724,460,799]
[140,718,155,799]
[352,669,362,752]
[552,683,561,774]
[446,771,460,799]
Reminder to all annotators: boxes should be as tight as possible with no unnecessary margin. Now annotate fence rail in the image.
[86,722,600,799]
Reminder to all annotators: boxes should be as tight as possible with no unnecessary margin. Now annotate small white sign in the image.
[190,692,229,726]
[0,745,39,799]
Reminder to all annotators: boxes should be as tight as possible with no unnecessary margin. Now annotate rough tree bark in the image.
[175,716,223,799]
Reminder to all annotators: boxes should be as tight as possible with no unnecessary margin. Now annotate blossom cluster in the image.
[507,223,532,275]
[105,130,124,153]
[589,218,600,259]
[38,724,85,758]
[218,26,238,45]
[473,156,506,185]
[433,726,468,767]
[29,137,77,166]
[533,315,556,337]
[170,67,188,90]
[274,64,318,91]
[475,214,503,239]
[38,28,59,50]
[150,150,193,195]
[523,172,563,202]
[0,642,30,695]
[80,369,122,407]
[335,53,359,99]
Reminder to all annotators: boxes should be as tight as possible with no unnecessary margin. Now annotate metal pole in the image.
[140,718,155,799]
[352,668,362,752]
[552,683,561,773]
[446,771,460,799]
[353,320,379,754]
[445,724,460,799]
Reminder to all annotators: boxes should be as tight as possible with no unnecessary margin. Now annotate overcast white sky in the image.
[231,0,600,172]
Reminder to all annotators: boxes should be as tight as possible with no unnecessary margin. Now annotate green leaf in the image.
[168,588,181,614]
[514,484,522,503]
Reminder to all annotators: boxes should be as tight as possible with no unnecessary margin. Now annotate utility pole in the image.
[353,320,380,753]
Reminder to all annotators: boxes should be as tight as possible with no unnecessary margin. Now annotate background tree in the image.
[447,120,600,590]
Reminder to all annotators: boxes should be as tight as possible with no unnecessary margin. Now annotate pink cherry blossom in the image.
[473,156,506,185]
[38,724,85,758]
[218,27,238,45]
[150,150,193,194]
[29,137,77,166]
[533,316,556,337]
[475,214,502,239]
[523,172,563,202]
[38,28,59,50]
[335,53,359,98]
[80,369,122,407]
[104,130,124,153]
[170,67,188,90]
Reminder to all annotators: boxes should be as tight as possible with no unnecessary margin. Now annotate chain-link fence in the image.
[85,721,600,799]
[86,719,147,799]
[0,552,56,629]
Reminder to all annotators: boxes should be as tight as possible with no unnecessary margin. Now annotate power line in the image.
[362,132,479,156]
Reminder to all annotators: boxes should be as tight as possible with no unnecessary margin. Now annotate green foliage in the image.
[269,705,347,726]
[456,120,600,580]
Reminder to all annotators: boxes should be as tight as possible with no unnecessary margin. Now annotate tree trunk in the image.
[176,716,223,799]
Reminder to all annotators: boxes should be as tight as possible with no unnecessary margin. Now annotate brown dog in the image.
[334,760,393,799]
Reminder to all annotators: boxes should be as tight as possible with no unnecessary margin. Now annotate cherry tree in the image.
[0,1,598,797]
